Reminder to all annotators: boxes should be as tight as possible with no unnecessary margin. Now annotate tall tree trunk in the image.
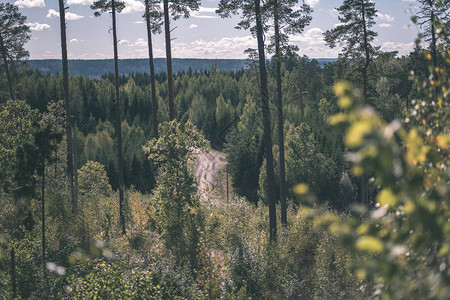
[145,0,159,138]
[111,0,126,235]
[73,124,79,204]
[274,0,287,228]
[0,33,15,100]
[10,247,16,298]
[429,0,438,66]
[41,160,46,274]
[255,0,277,242]
[361,0,369,206]
[58,0,75,213]
[163,0,175,120]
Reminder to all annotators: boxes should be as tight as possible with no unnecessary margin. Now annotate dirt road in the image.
[192,149,227,202]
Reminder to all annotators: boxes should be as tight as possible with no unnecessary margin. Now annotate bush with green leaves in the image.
[143,120,209,266]
[314,48,449,297]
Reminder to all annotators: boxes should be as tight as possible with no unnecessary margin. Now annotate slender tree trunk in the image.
[429,1,438,66]
[255,0,277,242]
[145,0,159,138]
[0,33,15,100]
[111,0,126,235]
[41,160,46,275]
[10,247,16,298]
[274,0,287,228]
[73,124,79,203]
[361,0,370,206]
[58,0,75,213]
[163,0,175,120]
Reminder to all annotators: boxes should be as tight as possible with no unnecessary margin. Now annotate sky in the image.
[5,0,422,60]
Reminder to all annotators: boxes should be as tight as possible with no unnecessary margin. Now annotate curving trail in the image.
[192,149,227,202]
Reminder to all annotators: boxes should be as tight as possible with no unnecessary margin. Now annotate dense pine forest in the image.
[0,0,449,299]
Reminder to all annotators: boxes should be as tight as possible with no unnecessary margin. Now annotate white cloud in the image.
[376,13,395,22]
[328,9,338,17]
[402,0,415,2]
[134,21,144,24]
[70,38,79,43]
[118,40,129,45]
[379,23,392,28]
[290,27,325,45]
[47,9,85,20]
[188,24,198,29]
[122,0,145,14]
[191,6,218,19]
[305,0,319,7]
[67,0,93,4]
[171,35,256,59]
[381,42,414,56]
[46,9,59,18]
[26,22,50,31]
[131,38,147,47]
[15,0,44,8]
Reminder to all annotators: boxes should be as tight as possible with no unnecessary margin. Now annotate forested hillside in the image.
[27,58,250,77]
[0,0,449,299]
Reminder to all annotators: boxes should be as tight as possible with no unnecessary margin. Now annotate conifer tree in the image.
[91,0,126,234]
[0,3,30,101]
[413,0,450,66]
[144,0,163,138]
[58,0,76,212]
[218,0,278,241]
[268,0,311,227]
[324,0,378,206]
[161,0,200,120]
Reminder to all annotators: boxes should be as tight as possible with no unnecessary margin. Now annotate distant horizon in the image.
[17,0,419,60]
[27,57,339,61]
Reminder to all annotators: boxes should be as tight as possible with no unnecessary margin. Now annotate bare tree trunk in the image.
[428,0,438,66]
[0,33,15,100]
[73,125,79,203]
[274,0,287,228]
[145,0,159,138]
[10,247,16,298]
[41,159,46,276]
[58,0,75,213]
[111,0,126,235]
[361,0,370,206]
[255,0,277,242]
[163,0,175,120]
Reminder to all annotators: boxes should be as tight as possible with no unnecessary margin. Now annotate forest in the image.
[0,0,449,299]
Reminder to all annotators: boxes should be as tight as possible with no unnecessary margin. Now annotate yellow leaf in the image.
[293,183,309,195]
[328,113,347,125]
[346,120,372,147]
[334,81,350,97]
[338,96,352,108]
[377,189,397,208]
[356,236,384,253]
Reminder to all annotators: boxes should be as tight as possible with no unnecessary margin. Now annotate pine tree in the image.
[324,0,379,206]
[413,0,450,66]
[268,0,311,227]
[58,0,76,213]
[144,0,163,138]
[91,0,127,234]
[161,0,200,120]
[0,3,30,100]
[218,0,278,242]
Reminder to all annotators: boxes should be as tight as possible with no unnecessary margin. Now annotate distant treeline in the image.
[27,58,337,77]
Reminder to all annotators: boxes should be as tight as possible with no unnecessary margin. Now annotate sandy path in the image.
[192,149,227,202]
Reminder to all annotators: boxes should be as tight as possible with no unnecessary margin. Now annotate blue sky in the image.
[7,0,420,59]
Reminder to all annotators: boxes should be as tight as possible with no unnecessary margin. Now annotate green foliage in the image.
[78,161,113,199]
[0,100,39,194]
[65,260,162,299]
[143,120,208,264]
[319,58,449,297]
